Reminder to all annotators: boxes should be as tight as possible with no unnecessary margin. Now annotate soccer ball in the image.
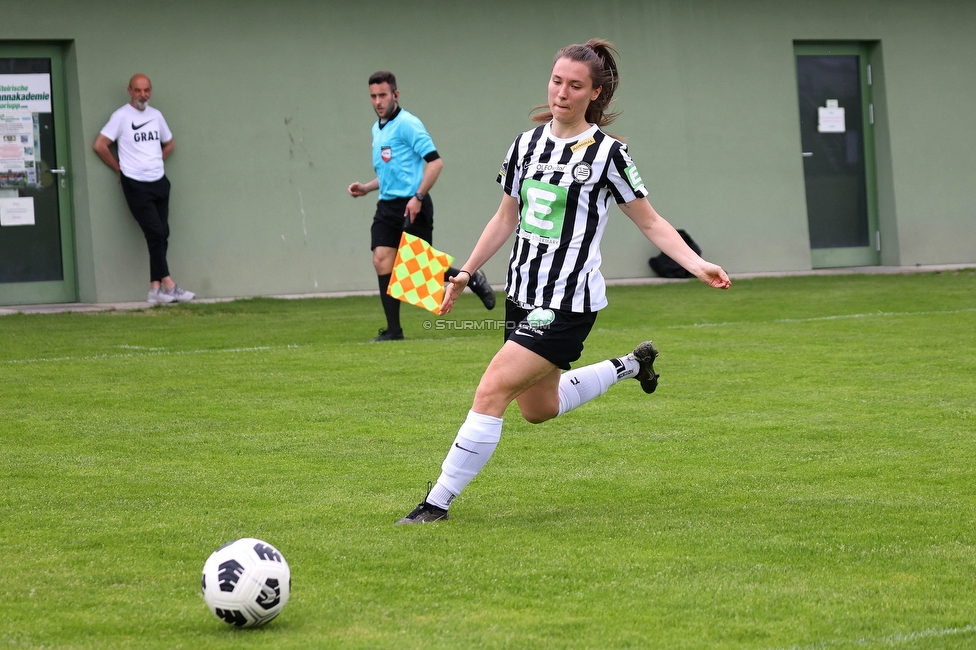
[201,538,291,628]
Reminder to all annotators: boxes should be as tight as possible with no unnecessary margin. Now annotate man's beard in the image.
[134,98,149,110]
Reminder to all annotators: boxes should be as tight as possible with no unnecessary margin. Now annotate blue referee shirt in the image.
[371,107,437,201]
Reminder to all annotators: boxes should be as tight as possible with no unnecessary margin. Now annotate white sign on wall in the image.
[0,196,35,226]
[0,74,52,113]
[818,99,846,133]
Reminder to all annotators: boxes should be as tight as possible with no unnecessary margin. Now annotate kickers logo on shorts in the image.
[381,146,392,163]
[516,308,554,338]
[526,308,555,330]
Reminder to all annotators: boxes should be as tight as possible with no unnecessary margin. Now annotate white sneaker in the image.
[163,284,195,302]
[148,287,176,304]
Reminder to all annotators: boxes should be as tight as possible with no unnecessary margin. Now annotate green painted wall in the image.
[2,0,973,303]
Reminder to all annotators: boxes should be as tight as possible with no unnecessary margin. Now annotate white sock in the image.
[427,410,503,509]
[556,356,640,416]
[612,355,642,380]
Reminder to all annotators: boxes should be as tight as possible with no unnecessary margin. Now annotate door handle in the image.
[802,152,813,158]
[49,167,67,187]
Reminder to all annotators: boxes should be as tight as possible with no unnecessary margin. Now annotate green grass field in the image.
[3,271,975,649]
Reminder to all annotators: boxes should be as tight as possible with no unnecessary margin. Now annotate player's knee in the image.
[372,249,395,274]
[522,411,554,425]
[520,403,558,425]
[471,380,514,416]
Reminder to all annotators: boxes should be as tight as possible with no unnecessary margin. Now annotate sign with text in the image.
[0,196,35,226]
[0,112,38,187]
[0,74,52,113]
[817,99,846,133]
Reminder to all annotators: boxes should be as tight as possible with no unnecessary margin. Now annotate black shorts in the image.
[370,195,434,250]
[504,298,598,370]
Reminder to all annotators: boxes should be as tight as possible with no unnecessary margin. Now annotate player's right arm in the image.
[348,177,379,197]
[93,134,120,176]
[439,193,520,315]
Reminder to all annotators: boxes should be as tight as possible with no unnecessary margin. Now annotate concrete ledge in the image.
[727,263,976,280]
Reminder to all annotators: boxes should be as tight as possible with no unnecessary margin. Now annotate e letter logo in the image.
[624,164,644,190]
[520,179,567,244]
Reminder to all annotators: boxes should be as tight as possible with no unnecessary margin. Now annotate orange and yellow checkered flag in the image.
[387,232,455,314]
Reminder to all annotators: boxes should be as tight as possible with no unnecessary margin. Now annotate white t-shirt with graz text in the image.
[99,103,172,182]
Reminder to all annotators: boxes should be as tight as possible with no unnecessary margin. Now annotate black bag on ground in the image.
[648,229,701,279]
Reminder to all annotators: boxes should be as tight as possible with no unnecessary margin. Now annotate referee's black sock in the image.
[377,273,402,334]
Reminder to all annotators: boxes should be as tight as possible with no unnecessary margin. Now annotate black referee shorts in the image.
[370,195,434,250]
[504,298,598,370]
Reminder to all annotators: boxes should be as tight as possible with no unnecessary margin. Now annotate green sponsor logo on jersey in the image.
[520,179,567,245]
[624,164,644,190]
[527,308,556,329]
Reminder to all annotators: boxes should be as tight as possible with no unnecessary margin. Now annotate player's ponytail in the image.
[579,39,620,127]
[531,38,621,128]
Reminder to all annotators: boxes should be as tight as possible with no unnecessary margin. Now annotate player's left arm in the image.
[404,153,442,223]
[619,198,731,290]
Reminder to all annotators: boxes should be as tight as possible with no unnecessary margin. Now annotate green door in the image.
[0,43,76,305]
[795,43,880,268]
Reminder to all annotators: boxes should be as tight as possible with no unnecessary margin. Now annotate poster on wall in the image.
[0,73,50,189]
[0,111,39,188]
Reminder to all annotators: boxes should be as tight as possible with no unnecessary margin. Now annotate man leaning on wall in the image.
[93,73,194,304]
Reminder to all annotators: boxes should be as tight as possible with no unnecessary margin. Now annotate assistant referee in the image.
[348,71,494,342]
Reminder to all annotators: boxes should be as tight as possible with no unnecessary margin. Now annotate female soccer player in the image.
[396,39,731,524]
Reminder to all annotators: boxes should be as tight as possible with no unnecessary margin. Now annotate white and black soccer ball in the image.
[201,538,291,628]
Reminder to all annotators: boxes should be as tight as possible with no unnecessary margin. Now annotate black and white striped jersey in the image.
[496,121,649,313]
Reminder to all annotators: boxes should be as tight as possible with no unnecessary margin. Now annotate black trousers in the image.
[120,174,171,282]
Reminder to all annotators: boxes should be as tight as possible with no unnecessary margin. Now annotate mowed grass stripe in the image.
[2,271,975,649]
[4,304,974,365]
